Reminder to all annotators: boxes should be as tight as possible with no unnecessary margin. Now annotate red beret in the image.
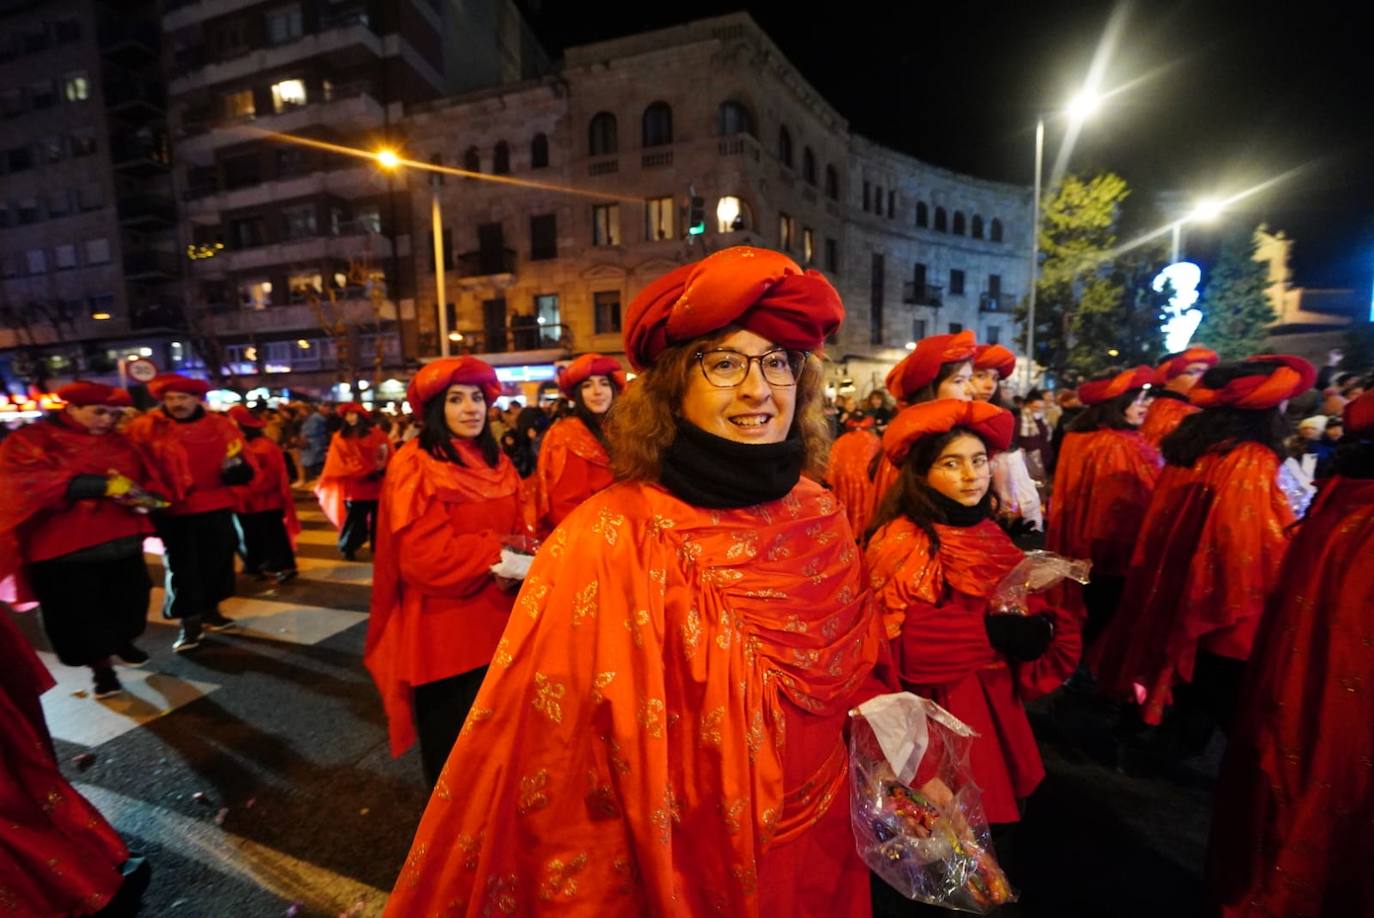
[1345,388,1374,436]
[973,344,1017,381]
[1077,365,1156,406]
[1190,355,1316,410]
[228,405,265,428]
[337,402,369,417]
[1154,346,1219,384]
[557,354,625,399]
[882,399,1015,466]
[148,374,210,399]
[406,357,502,408]
[55,381,131,407]
[622,246,843,371]
[885,330,977,400]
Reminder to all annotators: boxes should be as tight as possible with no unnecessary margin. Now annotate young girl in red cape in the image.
[534,353,623,535]
[314,404,389,560]
[227,405,300,583]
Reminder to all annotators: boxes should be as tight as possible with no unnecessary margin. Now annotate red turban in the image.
[147,374,210,399]
[885,330,976,400]
[557,354,625,399]
[622,246,843,371]
[1190,355,1316,410]
[973,344,1017,380]
[1077,365,1156,406]
[406,357,502,409]
[882,399,1015,466]
[1345,388,1374,436]
[337,402,369,417]
[1154,346,1219,384]
[55,381,131,407]
[228,405,266,428]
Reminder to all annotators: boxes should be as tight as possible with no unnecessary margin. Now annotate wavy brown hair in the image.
[606,326,832,483]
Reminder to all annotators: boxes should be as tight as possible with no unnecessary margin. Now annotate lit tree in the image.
[1195,229,1276,361]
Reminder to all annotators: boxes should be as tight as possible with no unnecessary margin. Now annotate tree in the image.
[1195,229,1276,360]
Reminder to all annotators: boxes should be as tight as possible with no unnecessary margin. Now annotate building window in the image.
[287,272,323,302]
[802,227,814,265]
[77,184,103,211]
[270,78,306,112]
[778,126,793,168]
[589,112,617,156]
[870,253,886,346]
[230,216,265,248]
[990,218,1004,243]
[934,207,948,232]
[225,89,255,120]
[862,181,870,212]
[84,238,111,264]
[88,294,114,318]
[17,197,39,224]
[949,322,963,333]
[913,261,927,292]
[953,211,966,235]
[949,268,965,295]
[276,146,310,177]
[531,133,549,169]
[912,318,927,339]
[825,237,839,274]
[645,196,674,241]
[985,324,1001,345]
[62,72,89,102]
[716,196,750,232]
[282,204,317,239]
[592,204,620,247]
[355,204,382,234]
[463,146,480,173]
[825,164,839,200]
[642,102,672,148]
[530,213,557,260]
[778,213,794,251]
[265,4,304,45]
[916,201,929,228]
[54,244,77,269]
[240,280,272,310]
[971,215,984,239]
[802,148,816,185]
[534,294,561,341]
[874,186,883,216]
[25,249,47,274]
[30,81,56,109]
[594,291,621,334]
[717,100,753,137]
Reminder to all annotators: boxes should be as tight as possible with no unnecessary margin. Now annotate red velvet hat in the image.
[55,381,132,407]
[1345,388,1374,436]
[1189,355,1316,410]
[337,402,369,417]
[1154,346,1219,385]
[557,354,625,399]
[1077,366,1156,406]
[622,246,843,371]
[882,399,1015,466]
[973,344,1017,380]
[147,373,210,399]
[885,330,977,400]
[406,357,502,409]
[228,405,266,428]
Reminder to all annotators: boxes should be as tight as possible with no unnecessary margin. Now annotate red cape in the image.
[314,428,390,530]
[233,436,301,542]
[1206,476,1374,916]
[1139,395,1198,449]
[534,416,614,536]
[125,409,249,515]
[826,429,880,538]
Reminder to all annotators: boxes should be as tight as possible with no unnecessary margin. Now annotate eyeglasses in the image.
[693,348,807,388]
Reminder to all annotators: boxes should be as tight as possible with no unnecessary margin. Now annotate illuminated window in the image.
[240,280,272,310]
[62,72,89,102]
[715,196,751,233]
[287,272,323,302]
[644,196,674,241]
[224,89,255,120]
[26,249,47,274]
[592,204,620,247]
[354,204,382,234]
[778,213,794,251]
[271,79,306,113]
[802,227,814,265]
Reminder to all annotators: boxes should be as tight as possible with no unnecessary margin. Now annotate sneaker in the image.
[116,643,150,666]
[274,569,298,585]
[93,668,124,699]
[202,610,238,632]
[173,620,202,653]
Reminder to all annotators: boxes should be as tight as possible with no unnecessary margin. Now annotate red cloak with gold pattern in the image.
[534,416,614,536]
[1138,394,1198,449]
[825,429,880,538]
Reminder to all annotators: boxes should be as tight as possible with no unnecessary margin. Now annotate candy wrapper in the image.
[850,693,1016,913]
[489,534,540,581]
[988,549,1091,616]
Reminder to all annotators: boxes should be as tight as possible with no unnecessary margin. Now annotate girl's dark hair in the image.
[418,391,500,468]
[866,427,995,552]
[242,426,264,441]
[339,412,373,438]
[1067,387,1142,433]
[1331,433,1374,479]
[904,359,972,405]
[1160,361,1291,468]
[570,375,622,450]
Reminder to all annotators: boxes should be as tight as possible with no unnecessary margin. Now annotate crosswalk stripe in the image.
[146,588,368,647]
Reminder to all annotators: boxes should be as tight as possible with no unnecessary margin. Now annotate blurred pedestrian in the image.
[1139,346,1219,449]
[534,354,622,535]
[228,406,299,584]
[299,402,333,481]
[316,404,390,561]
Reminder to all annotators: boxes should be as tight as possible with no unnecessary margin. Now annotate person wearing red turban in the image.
[364,356,530,786]
[383,247,889,918]
[972,344,1044,534]
[1205,388,1374,916]
[1138,346,1219,448]
[534,353,624,534]
[866,399,1081,841]
[126,374,254,652]
[0,382,166,697]
[315,403,390,561]
[228,405,300,583]
[1092,356,1314,735]
[1046,365,1162,643]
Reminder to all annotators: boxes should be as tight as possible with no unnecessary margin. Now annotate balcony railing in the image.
[457,248,516,279]
[902,282,943,307]
[443,323,573,356]
[979,292,1014,313]
[124,251,181,278]
[117,195,177,226]
[718,134,762,160]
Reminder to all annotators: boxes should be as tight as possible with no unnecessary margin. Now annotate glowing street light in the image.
[1188,198,1224,223]
[1066,90,1102,124]
[374,146,452,357]
[375,148,400,171]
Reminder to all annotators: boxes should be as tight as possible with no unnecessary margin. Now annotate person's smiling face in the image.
[678,329,799,444]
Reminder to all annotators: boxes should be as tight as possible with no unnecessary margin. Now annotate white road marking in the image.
[145,589,368,646]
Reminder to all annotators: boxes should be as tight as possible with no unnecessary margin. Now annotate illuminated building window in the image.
[282,204,317,239]
[62,71,89,102]
[288,272,323,302]
[715,196,750,233]
[240,280,272,310]
[271,79,306,113]
[224,89,255,120]
[778,213,794,251]
[592,204,620,247]
[803,228,814,265]
[644,196,674,241]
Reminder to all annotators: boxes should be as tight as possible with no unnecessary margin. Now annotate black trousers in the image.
[1081,574,1125,647]
[339,499,378,555]
[235,509,296,574]
[413,666,489,789]
[30,553,151,667]
[154,510,237,620]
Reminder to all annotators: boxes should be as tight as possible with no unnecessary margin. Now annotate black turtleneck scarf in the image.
[930,488,991,527]
[659,420,804,509]
[1152,389,1189,404]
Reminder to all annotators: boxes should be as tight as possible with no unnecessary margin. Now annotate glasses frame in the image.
[692,347,808,389]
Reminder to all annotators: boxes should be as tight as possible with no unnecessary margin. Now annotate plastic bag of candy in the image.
[850,692,1016,913]
[988,549,1092,616]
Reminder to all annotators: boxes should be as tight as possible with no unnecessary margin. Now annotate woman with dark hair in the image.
[384,247,887,917]
[1046,365,1161,642]
[228,405,299,583]
[1092,356,1314,732]
[974,344,1044,534]
[534,352,623,534]
[364,357,528,787]
[1206,388,1374,917]
[1139,346,1218,448]
[315,403,390,560]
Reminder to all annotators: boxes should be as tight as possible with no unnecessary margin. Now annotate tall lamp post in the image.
[376,148,451,358]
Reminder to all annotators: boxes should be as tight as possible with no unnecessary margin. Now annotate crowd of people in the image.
[0,244,1371,916]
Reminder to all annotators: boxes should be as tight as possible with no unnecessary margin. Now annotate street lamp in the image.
[1171,197,1224,263]
[376,148,450,358]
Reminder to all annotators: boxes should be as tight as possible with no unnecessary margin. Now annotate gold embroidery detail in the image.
[601,734,631,774]
[494,638,514,668]
[782,615,808,634]
[647,515,676,538]
[592,507,626,546]
[484,873,519,914]
[699,706,725,746]
[821,615,841,640]
[766,532,792,561]
[459,706,494,737]
[435,776,452,800]
[532,673,566,724]
[572,580,599,625]
[624,609,650,647]
[840,544,857,564]
[548,527,568,558]
[721,798,747,834]
[703,567,745,585]
[745,711,765,761]
[681,608,702,660]
[726,530,758,560]
[745,588,787,599]
[792,648,821,667]
[678,537,703,563]
[591,671,616,704]
[716,610,732,650]
[457,832,483,870]
[518,769,551,815]
[400,842,427,889]
[520,578,550,620]
[638,697,666,738]
[803,558,824,584]
[817,493,837,515]
[782,492,802,519]
[734,864,759,895]
[539,853,590,901]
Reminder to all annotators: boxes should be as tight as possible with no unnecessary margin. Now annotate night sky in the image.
[520,0,1372,294]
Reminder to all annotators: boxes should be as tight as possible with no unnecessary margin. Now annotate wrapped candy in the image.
[988,549,1091,616]
[850,693,1016,913]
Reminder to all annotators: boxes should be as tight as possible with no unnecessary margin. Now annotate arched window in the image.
[715,195,753,233]
[463,146,480,173]
[824,164,839,200]
[916,201,929,227]
[589,112,617,156]
[971,215,984,239]
[642,102,672,148]
[802,147,816,185]
[990,218,1004,242]
[530,133,549,169]
[952,211,966,235]
[778,126,793,167]
[717,100,754,137]
[934,207,947,232]
[492,141,510,175]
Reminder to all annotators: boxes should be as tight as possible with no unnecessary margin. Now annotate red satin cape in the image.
[314,429,390,530]
[534,417,614,536]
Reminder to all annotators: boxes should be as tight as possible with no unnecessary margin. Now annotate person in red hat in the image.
[972,344,1044,535]
[384,247,888,918]
[0,382,167,697]
[1206,387,1374,917]
[228,405,300,583]
[1138,346,1219,448]
[1046,365,1162,643]
[1091,356,1314,733]
[866,399,1081,839]
[534,353,623,534]
[315,403,390,560]
[364,356,529,786]
[125,373,254,652]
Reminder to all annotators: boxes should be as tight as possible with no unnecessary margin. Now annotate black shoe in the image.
[96,855,151,917]
[93,668,124,699]
[342,551,356,562]
[115,643,150,667]
[275,569,298,585]
[173,620,202,653]
[202,610,238,632]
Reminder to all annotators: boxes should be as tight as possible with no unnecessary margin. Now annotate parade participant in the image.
[125,374,253,653]
[1139,346,1218,448]
[974,344,1044,533]
[1091,356,1313,729]
[315,403,389,561]
[228,405,300,584]
[0,382,164,697]
[383,247,886,917]
[971,343,1015,407]
[1046,365,1161,641]
[534,353,623,534]
[866,399,1081,831]
[1206,389,1374,917]
[364,357,528,786]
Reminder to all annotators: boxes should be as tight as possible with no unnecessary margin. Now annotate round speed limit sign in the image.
[127,358,159,383]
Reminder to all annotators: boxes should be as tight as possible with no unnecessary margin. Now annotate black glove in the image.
[67,474,108,500]
[366,469,384,481]
[984,613,1055,663]
[220,459,255,486]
